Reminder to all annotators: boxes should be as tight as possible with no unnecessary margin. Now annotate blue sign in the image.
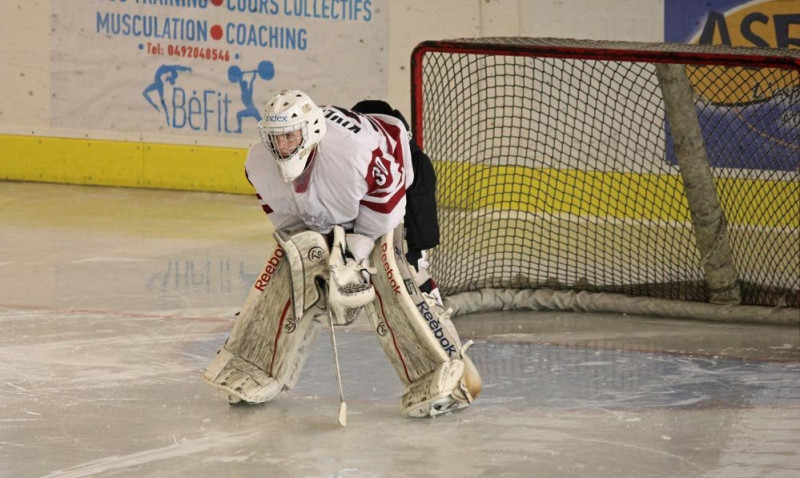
[664,0,799,172]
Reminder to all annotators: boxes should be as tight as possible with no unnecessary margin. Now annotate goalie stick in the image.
[325,225,375,427]
[327,285,347,427]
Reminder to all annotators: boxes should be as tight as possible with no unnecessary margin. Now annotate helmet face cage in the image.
[259,121,309,161]
[257,90,326,182]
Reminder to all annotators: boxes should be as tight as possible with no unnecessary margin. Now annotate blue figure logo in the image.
[142,65,193,125]
[228,61,275,133]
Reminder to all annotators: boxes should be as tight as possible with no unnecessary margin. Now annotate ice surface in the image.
[1,182,798,478]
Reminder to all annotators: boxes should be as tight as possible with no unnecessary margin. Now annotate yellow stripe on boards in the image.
[1,134,796,229]
[0,134,253,194]
[436,162,798,229]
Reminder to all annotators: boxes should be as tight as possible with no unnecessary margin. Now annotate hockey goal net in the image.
[411,38,799,322]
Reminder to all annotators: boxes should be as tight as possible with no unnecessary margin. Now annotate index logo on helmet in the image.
[265,115,288,122]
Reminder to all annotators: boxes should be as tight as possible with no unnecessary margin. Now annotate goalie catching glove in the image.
[328,226,377,325]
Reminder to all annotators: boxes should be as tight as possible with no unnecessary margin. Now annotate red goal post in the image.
[410,38,799,324]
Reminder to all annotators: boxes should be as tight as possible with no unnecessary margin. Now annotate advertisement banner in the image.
[664,0,799,172]
[51,0,387,142]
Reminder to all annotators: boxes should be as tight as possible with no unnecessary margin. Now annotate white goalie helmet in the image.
[258,90,327,182]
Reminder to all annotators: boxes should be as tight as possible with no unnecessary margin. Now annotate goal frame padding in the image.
[444,288,798,326]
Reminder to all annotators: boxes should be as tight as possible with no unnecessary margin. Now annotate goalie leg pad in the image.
[364,224,481,413]
[422,295,483,400]
[204,230,329,404]
[204,310,324,404]
[274,228,331,323]
[364,227,448,386]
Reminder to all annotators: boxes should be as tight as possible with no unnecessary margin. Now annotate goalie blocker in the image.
[203,224,481,417]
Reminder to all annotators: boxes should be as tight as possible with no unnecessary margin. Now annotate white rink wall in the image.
[0,0,664,144]
[0,0,665,192]
[3,0,797,193]
[387,0,664,114]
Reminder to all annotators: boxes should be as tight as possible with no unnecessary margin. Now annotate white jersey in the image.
[245,106,414,242]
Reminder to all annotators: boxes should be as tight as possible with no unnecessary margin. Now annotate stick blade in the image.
[338,401,347,427]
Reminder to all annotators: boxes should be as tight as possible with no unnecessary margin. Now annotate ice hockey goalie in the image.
[203,224,481,417]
